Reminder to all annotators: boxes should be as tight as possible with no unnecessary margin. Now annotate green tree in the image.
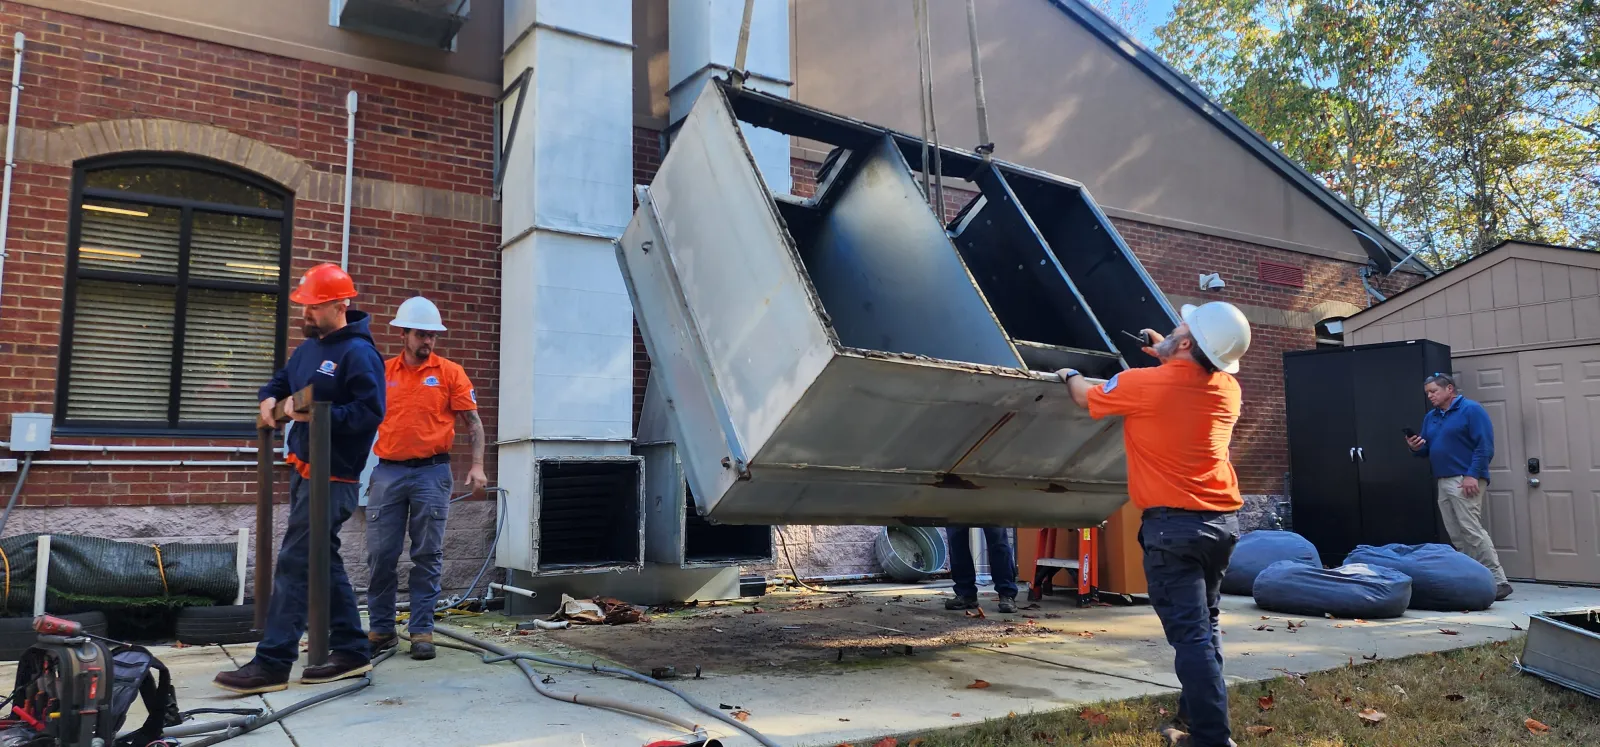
[1155,0,1600,265]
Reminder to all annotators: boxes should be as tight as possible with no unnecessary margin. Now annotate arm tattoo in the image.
[464,409,486,465]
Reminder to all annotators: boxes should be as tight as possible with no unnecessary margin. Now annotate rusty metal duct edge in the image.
[618,82,1139,528]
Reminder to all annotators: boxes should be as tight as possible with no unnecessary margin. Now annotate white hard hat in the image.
[1181,302,1251,374]
[391,296,447,332]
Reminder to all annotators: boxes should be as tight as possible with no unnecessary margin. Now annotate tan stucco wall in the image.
[17,0,501,94]
[790,0,1372,263]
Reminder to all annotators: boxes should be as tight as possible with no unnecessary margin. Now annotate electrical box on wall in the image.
[8,413,52,452]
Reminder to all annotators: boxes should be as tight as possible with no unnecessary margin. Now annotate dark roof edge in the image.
[1046,0,1434,276]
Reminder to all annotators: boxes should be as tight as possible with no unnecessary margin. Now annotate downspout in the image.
[0,33,26,316]
[340,90,357,271]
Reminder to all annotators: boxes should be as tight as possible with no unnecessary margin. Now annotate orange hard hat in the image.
[289,263,358,305]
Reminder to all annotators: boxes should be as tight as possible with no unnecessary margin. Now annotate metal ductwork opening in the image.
[640,441,774,568]
[332,0,469,49]
[617,81,1178,529]
[530,456,644,574]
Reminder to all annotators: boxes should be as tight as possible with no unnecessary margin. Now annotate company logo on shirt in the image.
[1102,373,1121,393]
[423,376,440,387]
[469,388,476,403]
[317,360,338,377]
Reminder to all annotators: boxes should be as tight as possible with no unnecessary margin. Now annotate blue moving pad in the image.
[1253,561,1413,619]
[1221,530,1322,596]
[1345,543,1496,611]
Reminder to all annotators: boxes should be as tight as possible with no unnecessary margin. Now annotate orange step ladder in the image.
[1027,526,1100,606]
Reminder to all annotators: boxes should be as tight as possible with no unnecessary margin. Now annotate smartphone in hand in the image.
[1401,427,1417,438]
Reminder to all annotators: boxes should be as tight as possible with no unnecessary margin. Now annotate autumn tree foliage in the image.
[1151,0,1599,266]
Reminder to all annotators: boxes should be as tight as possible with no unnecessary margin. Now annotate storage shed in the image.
[1343,241,1600,584]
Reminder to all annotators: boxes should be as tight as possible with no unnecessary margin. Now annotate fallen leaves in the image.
[964,608,987,619]
[906,739,925,747]
[1075,631,1095,638]
[1078,707,1110,726]
[1246,725,1276,736]
[1445,693,1466,701]
[1363,653,1380,661]
[966,679,991,689]
[1255,624,1274,631]
[1359,708,1389,726]
[1258,693,1276,711]
[872,739,897,747]
[731,710,751,722]
[1439,628,1461,635]
[1525,718,1551,735]
[951,713,961,718]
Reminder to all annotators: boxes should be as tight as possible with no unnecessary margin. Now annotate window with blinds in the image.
[58,159,290,433]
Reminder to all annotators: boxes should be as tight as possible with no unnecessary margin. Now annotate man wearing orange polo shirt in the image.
[1057,301,1252,747]
[366,296,487,661]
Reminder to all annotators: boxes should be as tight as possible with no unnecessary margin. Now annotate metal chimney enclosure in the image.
[617,81,1177,528]
[637,376,774,568]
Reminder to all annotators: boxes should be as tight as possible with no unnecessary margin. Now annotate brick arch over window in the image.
[35,120,313,192]
[1309,300,1363,323]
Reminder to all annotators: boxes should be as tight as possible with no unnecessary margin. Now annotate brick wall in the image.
[0,2,501,594]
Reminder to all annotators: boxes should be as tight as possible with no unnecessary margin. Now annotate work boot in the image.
[300,651,373,685]
[1496,583,1514,601]
[409,633,437,661]
[945,596,980,611]
[213,660,289,695]
[368,631,398,656]
[997,595,1018,614]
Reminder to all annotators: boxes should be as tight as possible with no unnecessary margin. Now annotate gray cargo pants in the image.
[1437,476,1508,585]
[366,461,452,635]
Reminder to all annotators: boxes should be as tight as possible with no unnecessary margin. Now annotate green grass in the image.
[845,637,1600,746]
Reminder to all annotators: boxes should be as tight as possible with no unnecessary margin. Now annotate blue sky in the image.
[1132,0,1176,44]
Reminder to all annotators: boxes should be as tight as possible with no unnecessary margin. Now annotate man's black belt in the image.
[1141,506,1233,520]
[379,454,451,468]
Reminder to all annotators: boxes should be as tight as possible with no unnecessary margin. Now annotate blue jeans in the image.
[945,526,1019,600]
[365,462,452,635]
[253,473,370,671]
[1140,508,1240,747]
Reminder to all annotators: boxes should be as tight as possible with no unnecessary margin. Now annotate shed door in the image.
[1520,344,1600,584]
[1453,354,1535,580]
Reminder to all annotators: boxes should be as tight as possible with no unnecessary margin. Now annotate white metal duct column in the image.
[668,0,792,195]
[497,0,643,575]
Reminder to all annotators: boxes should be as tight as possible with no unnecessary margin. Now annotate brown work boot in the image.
[409,633,437,661]
[945,596,980,610]
[213,660,289,695]
[299,651,372,685]
[368,631,398,656]
[997,595,1018,614]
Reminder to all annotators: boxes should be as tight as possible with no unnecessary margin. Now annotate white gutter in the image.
[0,33,25,317]
[340,90,357,270]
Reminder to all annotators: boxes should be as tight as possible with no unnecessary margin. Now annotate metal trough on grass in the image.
[617,81,1176,528]
[1519,608,1600,699]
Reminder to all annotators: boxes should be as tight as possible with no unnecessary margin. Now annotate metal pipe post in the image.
[306,401,332,666]
[253,425,274,631]
[964,0,993,158]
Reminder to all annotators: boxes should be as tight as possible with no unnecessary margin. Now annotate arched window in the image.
[1315,317,1346,349]
[57,156,291,434]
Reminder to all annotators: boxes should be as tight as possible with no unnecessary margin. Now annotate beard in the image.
[302,324,323,339]
[1154,333,1185,359]
[413,346,432,359]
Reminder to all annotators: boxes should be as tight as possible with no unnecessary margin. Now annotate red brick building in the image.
[0,0,1427,590]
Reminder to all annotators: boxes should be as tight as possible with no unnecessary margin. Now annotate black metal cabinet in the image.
[1284,340,1452,563]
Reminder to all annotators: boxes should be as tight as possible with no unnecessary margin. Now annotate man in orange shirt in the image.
[1057,301,1252,747]
[366,296,488,661]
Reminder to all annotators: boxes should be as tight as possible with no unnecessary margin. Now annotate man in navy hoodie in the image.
[215,263,386,694]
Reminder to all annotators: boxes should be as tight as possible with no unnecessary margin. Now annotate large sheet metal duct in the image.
[618,82,1177,528]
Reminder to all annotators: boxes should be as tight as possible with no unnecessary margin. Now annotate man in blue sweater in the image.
[1407,373,1512,601]
[215,263,387,694]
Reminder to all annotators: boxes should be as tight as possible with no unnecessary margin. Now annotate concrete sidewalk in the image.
[6,581,1594,747]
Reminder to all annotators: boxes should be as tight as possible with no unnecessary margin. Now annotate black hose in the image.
[428,626,701,733]
[0,454,34,538]
[434,625,780,747]
[172,649,396,745]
